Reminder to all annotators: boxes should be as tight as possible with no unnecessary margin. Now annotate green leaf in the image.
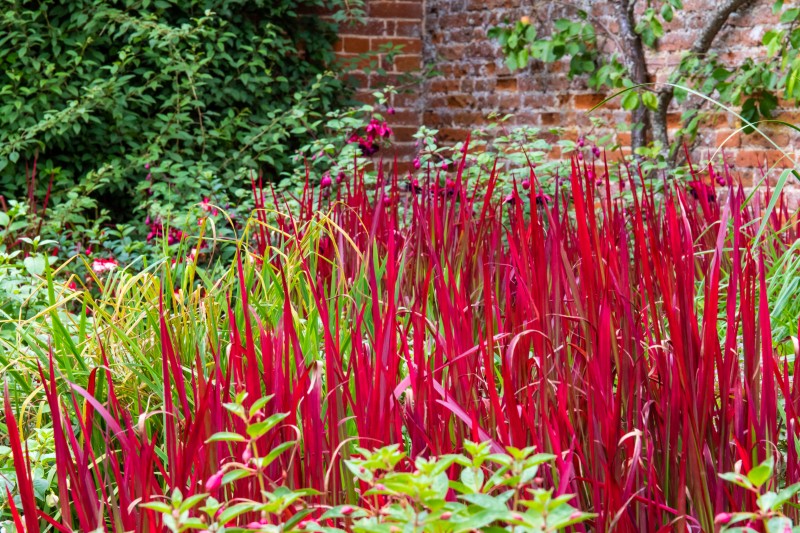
[23,255,45,276]
[246,412,288,438]
[719,471,755,490]
[747,461,773,488]
[206,432,246,443]
[621,90,640,111]
[642,91,658,110]
[780,7,800,23]
[140,501,172,514]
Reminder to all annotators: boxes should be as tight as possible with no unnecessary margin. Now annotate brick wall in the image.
[337,0,800,192]
[335,1,426,159]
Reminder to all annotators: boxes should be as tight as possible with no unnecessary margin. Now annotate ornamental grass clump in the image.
[3,145,800,532]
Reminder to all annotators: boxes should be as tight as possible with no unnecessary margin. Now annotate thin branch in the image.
[654,0,757,160]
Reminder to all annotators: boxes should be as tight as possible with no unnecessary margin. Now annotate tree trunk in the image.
[612,0,651,153]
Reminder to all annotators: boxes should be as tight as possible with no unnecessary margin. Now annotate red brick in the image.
[371,37,423,54]
[370,2,424,19]
[392,54,422,72]
[340,36,370,54]
[393,20,422,37]
[573,93,606,110]
[715,130,741,148]
[496,77,518,91]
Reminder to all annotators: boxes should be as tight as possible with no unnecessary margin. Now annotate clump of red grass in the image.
[5,144,800,532]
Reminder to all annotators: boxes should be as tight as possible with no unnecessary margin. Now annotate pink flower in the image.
[205,470,224,491]
[144,162,150,170]
[413,157,421,170]
[365,119,380,135]
[592,145,601,158]
[200,197,218,216]
[521,180,530,190]
[577,136,585,148]
[387,107,395,115]
[336,171,345,184]
[535,191,552,205]
[441,161,449,171]
[714,513,732,525]
[340,505,355,516]
[91,258,118,274]
[503,193,516,205]
[320,174,332,188]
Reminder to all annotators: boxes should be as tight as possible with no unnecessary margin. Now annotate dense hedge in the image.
[0,0,355,222]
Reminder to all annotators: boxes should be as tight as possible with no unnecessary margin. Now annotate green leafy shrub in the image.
[0,0,360,226]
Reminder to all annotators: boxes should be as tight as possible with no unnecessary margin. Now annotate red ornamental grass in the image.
[5,151,800,531]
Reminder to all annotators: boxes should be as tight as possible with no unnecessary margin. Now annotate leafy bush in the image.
[0,0,360,227]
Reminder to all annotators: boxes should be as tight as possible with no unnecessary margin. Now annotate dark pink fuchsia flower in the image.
[320,174,332,188]
[521,180,530,190]
[413,157,421,170]
[535,191,552,205]
[205,470,224,491]
[592,145,601,158]
[200,197,218,216]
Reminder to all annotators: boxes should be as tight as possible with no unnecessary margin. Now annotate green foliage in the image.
[0,0,360,226]
[716,457,800,531]
[144,431,592,533]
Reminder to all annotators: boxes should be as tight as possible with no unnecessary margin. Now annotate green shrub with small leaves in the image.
[0,0,362,228]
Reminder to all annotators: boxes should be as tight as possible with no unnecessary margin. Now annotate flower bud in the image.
[205,470,224,491]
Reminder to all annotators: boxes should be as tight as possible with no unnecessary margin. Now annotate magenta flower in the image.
[521,180,530,190]
[200,197,218,216]
[413,157,421,170]
[592,145,601,158]
[205,470,224,491]
[320,174,332,188]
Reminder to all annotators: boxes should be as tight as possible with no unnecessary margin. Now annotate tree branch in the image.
[612,0,651,152]
[653,0,757,161]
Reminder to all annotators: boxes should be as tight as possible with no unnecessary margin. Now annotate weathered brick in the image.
[340,36,371,54]
[370,1,424,19]
[330,0,796,182]
[371,37,423,54]
[573,93,607,110]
